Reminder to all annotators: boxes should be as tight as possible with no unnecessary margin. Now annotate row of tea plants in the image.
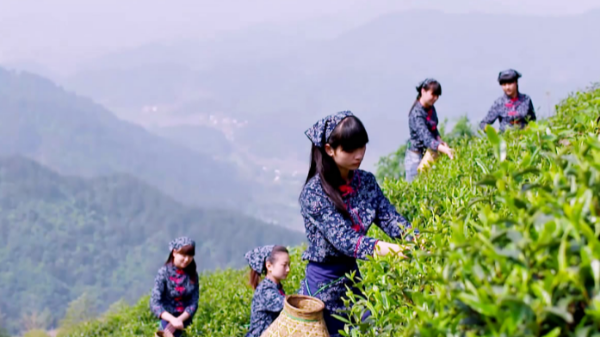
[344,85,600,336]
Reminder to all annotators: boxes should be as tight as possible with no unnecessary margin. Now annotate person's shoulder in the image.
[255,278,278,295]
[520,93,532,101]
[357,169,377,185]
[409,103,426,116]
[493,95,507,104]
[155,265,169,278]
[358,170,385,196]
[303,175,322,190]
[300,175,334,215]
[300,176,325,201]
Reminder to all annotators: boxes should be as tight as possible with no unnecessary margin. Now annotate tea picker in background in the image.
[479,69,536,132]
[150,237,199,337]
[299,111,418,336]
[405,78,455,183]
[245,245,291,337]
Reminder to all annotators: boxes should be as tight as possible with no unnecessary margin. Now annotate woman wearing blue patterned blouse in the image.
[405,78,454,183]
[479,69,536,132]
[245,245,290,337]
[298,111,417,336]
[150,237,200,337]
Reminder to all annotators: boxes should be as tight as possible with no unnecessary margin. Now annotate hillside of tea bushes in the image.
[62,86,600,337]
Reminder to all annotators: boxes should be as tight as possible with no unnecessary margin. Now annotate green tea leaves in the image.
[486,126,507,162]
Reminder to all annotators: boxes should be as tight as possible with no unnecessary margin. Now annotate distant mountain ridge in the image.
[60,9,600,171]
[0,67,250,210]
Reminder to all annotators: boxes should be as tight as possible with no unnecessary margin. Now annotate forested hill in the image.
[0,156,304,334]
[0,67,249,211]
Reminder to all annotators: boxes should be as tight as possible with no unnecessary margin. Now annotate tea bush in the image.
[375,114,475,182]
[343,87,600,336]
[63,87,599,337]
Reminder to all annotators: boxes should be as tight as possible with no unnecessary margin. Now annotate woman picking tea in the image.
[297,111,418,336]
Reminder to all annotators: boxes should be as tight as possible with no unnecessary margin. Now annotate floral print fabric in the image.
[246,278,285,337]
[299,169,415,263]
[408,101,441,154]
[479,93,536,132]
[149,263,200,320]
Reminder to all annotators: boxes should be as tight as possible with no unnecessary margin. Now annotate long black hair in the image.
[303,116,369,220]
[410,79,442,114]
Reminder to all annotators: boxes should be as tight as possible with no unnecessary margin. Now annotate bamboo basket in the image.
[261,295,329,337]
[155,330,173,337]
[417,148,439,173]
[155,323,175,337]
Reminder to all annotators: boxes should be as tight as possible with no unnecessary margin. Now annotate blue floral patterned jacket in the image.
[149,263,200,319]
[246,278,285,337]
[299,169,414,263]
[408,101,441,154]
[480,93,536,132]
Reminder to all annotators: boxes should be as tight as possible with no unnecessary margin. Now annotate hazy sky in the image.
[2,0,599,73]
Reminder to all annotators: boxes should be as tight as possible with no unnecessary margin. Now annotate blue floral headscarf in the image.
[304,111,354,147]
[169,236,195,252]
[244,245,275,275]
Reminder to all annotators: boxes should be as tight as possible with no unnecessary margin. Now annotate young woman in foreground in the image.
[297,111,418,336]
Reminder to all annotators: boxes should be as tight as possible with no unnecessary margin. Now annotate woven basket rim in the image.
[284,294,325,314]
